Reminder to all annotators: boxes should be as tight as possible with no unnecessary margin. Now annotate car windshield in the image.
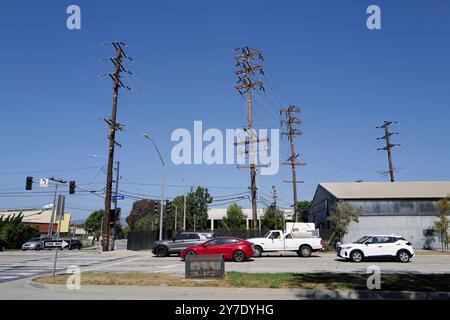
[263,231,271,238]
[353,236,371,244]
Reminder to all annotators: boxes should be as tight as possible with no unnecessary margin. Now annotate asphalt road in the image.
[1,243,449,285]
[0,244,449,300]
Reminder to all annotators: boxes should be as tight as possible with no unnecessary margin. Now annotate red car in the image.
[180,237,254,262]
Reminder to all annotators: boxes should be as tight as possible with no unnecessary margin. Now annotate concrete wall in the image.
[343,215,443,249]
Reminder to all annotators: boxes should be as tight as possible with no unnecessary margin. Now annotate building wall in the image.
[309,195,448,249]
[343,215,444,250]
[309,185,337,238]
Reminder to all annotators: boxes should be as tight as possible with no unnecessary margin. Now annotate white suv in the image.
[337,235,414,263]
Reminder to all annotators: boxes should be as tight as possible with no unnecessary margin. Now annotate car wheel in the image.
[155,246,168,257]
[78,246,82,250]
[298,245,312,258]
[35,246,41,251]
[397,250,411,263]
[186,250,196,259]
[350,250,363,263]
[233,250,245,262]
[253,246,263,258]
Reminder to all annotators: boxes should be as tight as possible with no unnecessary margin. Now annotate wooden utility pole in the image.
[281,106,305,222]
[234,45,265,230]
[377,121,400,182]
[102,41,132,251]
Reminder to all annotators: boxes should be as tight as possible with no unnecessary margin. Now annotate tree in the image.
[134,215,158,231]
[185,187,212,230]
[126,199,158,230]
[0,213,40,249]
[297,200,311,222]
[327,202,362,245]
[220,203,246,230]
[114,224,125,239]
[261,206,285,230]
[163,195,185,233]
[84,210,104,240]
[434,197,449,251]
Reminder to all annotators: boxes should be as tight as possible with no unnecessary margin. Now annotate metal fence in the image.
[127,229,266,251]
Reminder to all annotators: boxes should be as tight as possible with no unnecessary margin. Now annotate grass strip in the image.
[34,272,450,292]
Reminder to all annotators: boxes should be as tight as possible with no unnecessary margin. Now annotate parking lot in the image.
[1,243,449,284]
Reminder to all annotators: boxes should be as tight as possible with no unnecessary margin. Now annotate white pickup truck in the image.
[247,223,323,257]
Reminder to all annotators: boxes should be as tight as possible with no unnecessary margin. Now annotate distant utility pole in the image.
[281,105,305,223]
[102,41,132,251]
[271,185,278,209]
[234,45,266,230]
[376,121,400,182]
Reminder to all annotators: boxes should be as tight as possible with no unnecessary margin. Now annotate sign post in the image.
[52,195,66,276]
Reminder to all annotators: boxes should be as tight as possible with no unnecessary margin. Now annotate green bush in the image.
[0,213,40,249]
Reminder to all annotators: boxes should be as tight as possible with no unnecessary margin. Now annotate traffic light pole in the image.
[48,184,58,238]
[160,164,165,241]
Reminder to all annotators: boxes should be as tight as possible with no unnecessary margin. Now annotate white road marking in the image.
[80,256,152,273]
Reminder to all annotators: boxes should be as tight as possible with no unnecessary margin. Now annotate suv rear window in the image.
[201,233,216,239]
[222,239,240,245]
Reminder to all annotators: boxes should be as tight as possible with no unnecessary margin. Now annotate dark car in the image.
[66,239,82,250]
[152,232,216,257]
[0,239,8,251]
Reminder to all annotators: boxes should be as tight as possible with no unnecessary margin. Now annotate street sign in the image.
[112,194,125,200]
[44,240,69,249]
[39,178,49,187]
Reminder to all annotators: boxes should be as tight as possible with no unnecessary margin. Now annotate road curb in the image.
[27,279,450,300]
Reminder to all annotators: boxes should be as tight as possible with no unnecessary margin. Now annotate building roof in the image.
[207,208,293,219]
[0,209,71,232]
[0,209,54,224]
[319,181,450,199]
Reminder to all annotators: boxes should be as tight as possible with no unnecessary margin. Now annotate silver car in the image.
[21,237,44,251]
[152,232,216,257]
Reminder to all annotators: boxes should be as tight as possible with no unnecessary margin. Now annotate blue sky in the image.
[1,0,450,221]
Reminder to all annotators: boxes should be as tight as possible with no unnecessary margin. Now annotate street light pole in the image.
[143,133,165,241]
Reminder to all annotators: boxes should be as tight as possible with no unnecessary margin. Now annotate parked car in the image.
[337,235,415,263]
[152,232,216,257]
[180,237,254,262]
[247,223,323,257]
[21,237,44,251]
[0,239,8,251]
[65,239,82,250]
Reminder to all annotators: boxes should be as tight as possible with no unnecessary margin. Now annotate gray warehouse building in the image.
[309,181,450,249]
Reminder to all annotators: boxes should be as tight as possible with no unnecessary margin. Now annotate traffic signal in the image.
[153,201,161,215]
[109,208,121,226]
[25,176,33,190]
[166,200,172,214]
[69,181,76,194]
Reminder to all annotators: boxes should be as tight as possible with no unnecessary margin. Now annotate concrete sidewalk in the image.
[1,278,449,300]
